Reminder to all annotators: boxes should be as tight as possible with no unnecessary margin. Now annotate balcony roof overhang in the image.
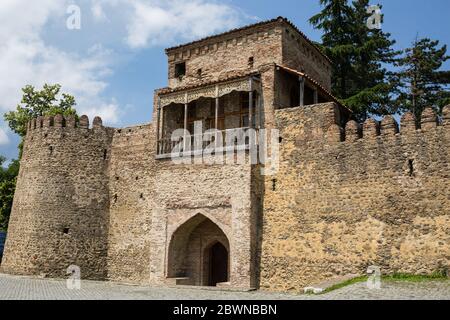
[157,72,260,108]
[275,64,352,113]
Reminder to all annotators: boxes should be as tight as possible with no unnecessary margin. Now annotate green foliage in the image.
[310,0,400,121]
[316,272,448,295]
[391,38,450,121]
[4,84,77,138]
[383,272,448,282]
[320,276,368,294]
[0,156,19,231]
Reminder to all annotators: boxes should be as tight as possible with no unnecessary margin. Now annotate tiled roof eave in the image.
[157,72,260,96]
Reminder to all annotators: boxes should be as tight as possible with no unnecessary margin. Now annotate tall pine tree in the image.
[392,38,450,122]
[310,0,399,121]
[310,0,356,101]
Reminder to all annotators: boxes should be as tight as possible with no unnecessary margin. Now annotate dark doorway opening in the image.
[208,242,229,286]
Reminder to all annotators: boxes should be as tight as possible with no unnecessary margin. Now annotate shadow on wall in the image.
[0,232,6,264]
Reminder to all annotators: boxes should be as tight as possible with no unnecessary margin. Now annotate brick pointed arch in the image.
[166,213,230,286]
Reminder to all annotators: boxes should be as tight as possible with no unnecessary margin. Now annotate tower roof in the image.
[165,16,331,64]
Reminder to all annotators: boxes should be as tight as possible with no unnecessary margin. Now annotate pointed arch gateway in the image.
[167,213,230,286]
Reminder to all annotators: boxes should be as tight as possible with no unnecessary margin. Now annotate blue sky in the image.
[0,0,449,162]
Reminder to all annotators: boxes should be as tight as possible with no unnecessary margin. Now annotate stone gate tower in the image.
[2,17,449,292]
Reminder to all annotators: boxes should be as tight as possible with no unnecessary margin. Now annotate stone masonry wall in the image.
[1,115,113,280]
[107,124,156,284]
[260,103,450,292]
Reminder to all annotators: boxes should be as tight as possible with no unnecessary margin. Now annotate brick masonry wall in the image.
[167,24,283,89]
[282,26,332,91]
[106,118,257,288]
[260,103,450,292]
[1,115,113,280]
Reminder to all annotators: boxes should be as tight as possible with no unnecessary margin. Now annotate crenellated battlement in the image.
[328,106,450,143]
[26,114,107,135]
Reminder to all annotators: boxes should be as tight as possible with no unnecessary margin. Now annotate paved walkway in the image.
[0,274,448,300]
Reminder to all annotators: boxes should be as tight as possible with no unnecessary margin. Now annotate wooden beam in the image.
[313,87,318,104]
[249,78,254,128]
[156,98,161,154]
[299,76,305,107]
[215,85,219,130]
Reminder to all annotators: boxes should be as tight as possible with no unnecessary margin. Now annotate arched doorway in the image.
[167,214,230,286]
[207,242,229,286]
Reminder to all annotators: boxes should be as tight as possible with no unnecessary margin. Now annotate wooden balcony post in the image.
[184,93,188,152]
[249,78,254,128]
[156,98,161,154]
[313,86,318,104]
[215,85,219,130]
[299,76,305,107]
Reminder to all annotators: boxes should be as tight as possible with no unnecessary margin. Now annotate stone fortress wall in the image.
[1,16,448,292]
[1,115,113,280]
[2,114,258,289]
[1,103,449,292]
[260,104,450,291]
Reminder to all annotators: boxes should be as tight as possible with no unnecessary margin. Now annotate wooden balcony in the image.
[156,127,258,159]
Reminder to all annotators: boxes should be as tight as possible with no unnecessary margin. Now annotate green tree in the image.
[345,0,399,119]
[310,0,356,100]
[4,84,77,157]
[310,0,399,121]
[392,38,450,121]
[0,156,20,231]
[4,84,77,138]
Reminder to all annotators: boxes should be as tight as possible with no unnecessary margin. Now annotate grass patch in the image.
[316,271,448,295]
[320,276,368,294]
[382,271,448,282]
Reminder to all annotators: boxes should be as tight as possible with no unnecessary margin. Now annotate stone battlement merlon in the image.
[26,114,107,134]
[327,105,450,143]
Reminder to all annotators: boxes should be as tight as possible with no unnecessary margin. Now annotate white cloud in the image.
[0,0,121,126]
[87,0,243,49]
[0,0,245,131]
[0,128,9,146]
[79,98,120,124]
[125,0,242,48]
[91,2,107,22]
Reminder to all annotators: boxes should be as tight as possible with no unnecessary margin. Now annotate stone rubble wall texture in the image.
[107,124,155,284]
[1,115,113,280]
[260,104,450,292]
